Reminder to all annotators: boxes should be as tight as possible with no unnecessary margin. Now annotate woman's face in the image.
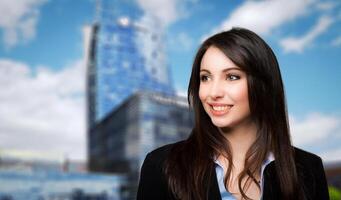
[199,46,251,129]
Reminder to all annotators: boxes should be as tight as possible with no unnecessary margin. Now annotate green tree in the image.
[329,186,341,200]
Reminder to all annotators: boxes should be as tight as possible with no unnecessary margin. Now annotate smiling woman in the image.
[199,46,250,130]
[137,28,329,200]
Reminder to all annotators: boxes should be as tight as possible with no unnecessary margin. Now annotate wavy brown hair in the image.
[164,28,303,200]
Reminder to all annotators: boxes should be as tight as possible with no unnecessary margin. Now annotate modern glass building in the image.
[88,91,194,199]
[86,0,174,129]
[85,2,189,199]
[88,91,193,173]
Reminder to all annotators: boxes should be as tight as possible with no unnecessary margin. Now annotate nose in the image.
[209,80,224,99]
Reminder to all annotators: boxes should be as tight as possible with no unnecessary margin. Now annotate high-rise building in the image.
[86,0,174,129]
[84,2,187,199]
[88,91,194,200]
[88,91,193,173]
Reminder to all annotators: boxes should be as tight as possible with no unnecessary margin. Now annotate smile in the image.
[212,105,229,111]
[208,103,233,116]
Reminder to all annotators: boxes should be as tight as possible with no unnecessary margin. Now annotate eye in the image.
[200,74,210,82]
[227,74,240,81]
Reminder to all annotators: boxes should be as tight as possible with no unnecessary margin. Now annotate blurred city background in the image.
[0,0,341,199]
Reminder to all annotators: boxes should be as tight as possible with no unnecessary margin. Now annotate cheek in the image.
[198,84,206,101]
[230,82,249,103]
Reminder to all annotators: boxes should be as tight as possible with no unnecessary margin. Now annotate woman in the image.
[137,28,329,200]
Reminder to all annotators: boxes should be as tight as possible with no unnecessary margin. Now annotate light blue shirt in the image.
[214,152,274,200]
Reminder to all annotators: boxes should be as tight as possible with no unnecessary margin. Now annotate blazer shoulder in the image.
[293,147,329,199]
[144,140,185,167]
[137,141,185,200]
[293,146,323,164]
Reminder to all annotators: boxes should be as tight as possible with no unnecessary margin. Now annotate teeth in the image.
[212,106,229,111]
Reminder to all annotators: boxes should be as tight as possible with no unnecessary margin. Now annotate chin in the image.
[211,118,232,128]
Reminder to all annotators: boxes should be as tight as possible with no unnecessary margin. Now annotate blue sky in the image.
[0,0,340,162]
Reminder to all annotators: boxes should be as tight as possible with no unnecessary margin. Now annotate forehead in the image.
[200,46,240,71]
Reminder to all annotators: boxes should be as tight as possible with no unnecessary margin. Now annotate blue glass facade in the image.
[89,91,193,174]
[85,2,187,199]
[88,91,193,199]
[86,0,174,128]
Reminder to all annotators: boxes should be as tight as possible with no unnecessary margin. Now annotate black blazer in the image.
[137,142,329,200]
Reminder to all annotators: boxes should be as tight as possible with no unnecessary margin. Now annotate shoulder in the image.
[293,146,326,176]
[143,140,185,168]
[137,141,185,199]
[293,146,327,178]
[292,147,329,199]
[293,146,324,167]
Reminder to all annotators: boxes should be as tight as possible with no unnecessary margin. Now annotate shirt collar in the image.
[213,152,275,167]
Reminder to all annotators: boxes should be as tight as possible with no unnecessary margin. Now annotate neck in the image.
[219,121,258,162]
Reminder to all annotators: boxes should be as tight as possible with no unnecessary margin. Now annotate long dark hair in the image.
[164,28,301,200]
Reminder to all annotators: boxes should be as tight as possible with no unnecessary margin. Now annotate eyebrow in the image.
[200,67,241,73]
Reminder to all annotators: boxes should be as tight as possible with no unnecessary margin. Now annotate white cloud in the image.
[290,113,341,162]
[280,15,333,53]
[320,148,341,162]
[168,32,194,52]
[331,35,341,46]
[136,0,196,27]
[0,58,86,162]
[0,0,47,49]
[136,0,178,27]
[290,113,340,146]
[175,88,187,98]
[315,1,336,11]
[204,0,314,40]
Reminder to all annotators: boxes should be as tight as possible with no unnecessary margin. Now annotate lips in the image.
[208,103,233,116]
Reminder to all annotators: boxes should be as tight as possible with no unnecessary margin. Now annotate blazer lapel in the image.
[208,165,222,200]
[262,161,281,200]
